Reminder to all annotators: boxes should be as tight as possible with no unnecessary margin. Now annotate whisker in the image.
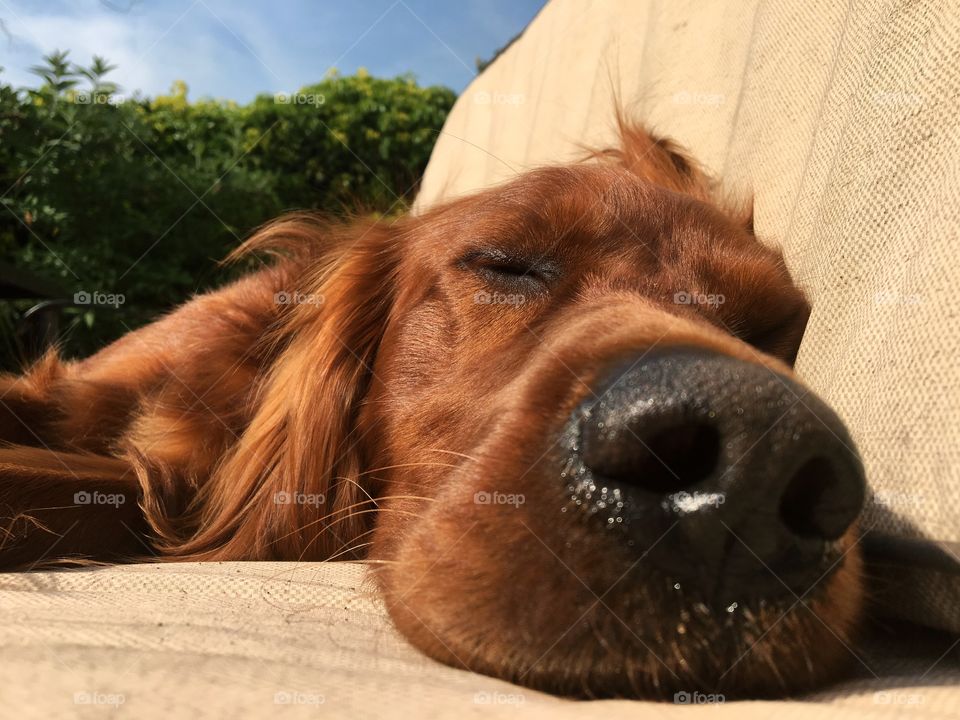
[273,502,432,544]
[422,448,480,463]
[336,475,380,507]
[297,519,381,564]
[353,461,460,476]
[326,540,376,562]
[346,557,399,565]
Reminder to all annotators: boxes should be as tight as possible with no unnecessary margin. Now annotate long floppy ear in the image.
[172,216,401,561]
[0,446,149,569]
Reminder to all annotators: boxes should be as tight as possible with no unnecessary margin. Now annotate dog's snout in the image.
[570,348,865,601]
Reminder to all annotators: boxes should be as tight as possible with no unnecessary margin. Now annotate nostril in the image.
[642,423,721,491]
[584,420,721,493]
[779,456,857,540]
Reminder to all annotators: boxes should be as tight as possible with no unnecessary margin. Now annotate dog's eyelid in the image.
[739,322,801,365]
[456,247,560,283]
[457,247,512,269]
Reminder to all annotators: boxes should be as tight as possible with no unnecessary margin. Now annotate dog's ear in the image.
[176,216,400,561]
[586,117,715,202]
[588,117,765,238]
[0,445,150,569]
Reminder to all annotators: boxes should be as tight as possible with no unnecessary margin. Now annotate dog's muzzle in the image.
[561,348,865,604]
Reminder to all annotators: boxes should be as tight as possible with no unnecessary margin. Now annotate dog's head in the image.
[208,123,865,699]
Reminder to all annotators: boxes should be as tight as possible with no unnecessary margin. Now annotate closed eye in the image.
[457,248,558,288]
[740,303,810,366]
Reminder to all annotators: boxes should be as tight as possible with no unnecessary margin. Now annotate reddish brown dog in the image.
[0,122,865,699]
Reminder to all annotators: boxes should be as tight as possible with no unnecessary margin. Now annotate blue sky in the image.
[0,0,546,100]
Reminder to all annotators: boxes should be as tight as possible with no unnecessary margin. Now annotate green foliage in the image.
[0,52,455,364]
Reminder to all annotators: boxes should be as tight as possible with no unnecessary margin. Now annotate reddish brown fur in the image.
[0,124,861,699]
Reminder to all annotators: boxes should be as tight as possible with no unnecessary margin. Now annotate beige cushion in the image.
[2,562,957,719]
[416,0,960,635]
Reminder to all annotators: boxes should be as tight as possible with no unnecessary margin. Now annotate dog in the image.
[0,120,866,700]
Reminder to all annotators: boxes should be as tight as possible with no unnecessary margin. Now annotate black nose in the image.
[564,348,865,602]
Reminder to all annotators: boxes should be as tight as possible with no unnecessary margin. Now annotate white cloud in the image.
[6,12,167,94]
[0,2,241,99]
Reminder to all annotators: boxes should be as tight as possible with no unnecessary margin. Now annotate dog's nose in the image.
[569,348,865,602]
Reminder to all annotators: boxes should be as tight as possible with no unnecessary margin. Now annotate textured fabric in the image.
[415,0,960,635]
[1,562,958,719]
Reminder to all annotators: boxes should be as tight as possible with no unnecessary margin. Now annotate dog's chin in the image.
[374,483,865,701]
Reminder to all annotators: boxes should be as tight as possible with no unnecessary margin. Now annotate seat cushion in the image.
[1,562,957,718]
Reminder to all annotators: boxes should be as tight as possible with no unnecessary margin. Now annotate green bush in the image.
[0,52,455,365]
